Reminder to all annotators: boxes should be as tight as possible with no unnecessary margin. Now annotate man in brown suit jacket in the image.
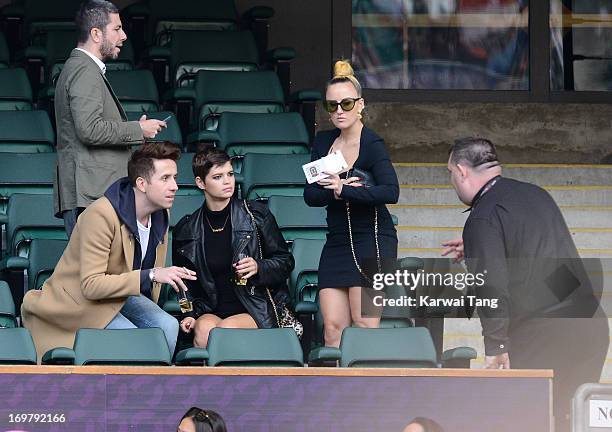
[54,0,167,236]
[22,143,197,363]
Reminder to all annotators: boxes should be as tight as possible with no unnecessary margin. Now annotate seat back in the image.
[26,238,68,291]
[0,68,33,111]
[194,71,286,131]
[150,0,239,45]
[214,111,309,158]
[0,281,16,328]
[106,69,160,113]
[239,153,310,200]
[267,195,327,244]
[0,110,54,153]
[0,328,37,364]
[0,152,56,214]
[169,194,202,229]
[5,194,67,258]
[289,238,325,304]
[170,31,259,88]
[73,328,172,366]
[339,327,438,368]
[175,152,201,195]
[207,328,303,366]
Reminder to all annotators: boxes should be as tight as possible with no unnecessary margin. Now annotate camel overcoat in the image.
[21,196,167,362]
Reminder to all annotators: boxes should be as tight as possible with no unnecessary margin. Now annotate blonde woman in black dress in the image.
[304,60,399,347]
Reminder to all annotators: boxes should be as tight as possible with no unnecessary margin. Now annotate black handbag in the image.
[348,167,376,188]
[243,201,304,339]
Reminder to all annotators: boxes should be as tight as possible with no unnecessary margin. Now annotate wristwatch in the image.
[148,268,156,283]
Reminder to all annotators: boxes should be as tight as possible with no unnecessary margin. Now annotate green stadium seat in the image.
[0,110,54,153]
[267,195,327,244]
[0,328,37,364]
[288,238,324,307]
[125,111,183,148]
[106,69,160,113]
[0,68,32,110]
[43,328,173,366]
[206,328,303,366]
[309,327,476,368]
[0,193,66,259]
[148,30,260,88]
[187,70,285,132]
[0,280,16,328]
[175,152,201,195]
[0,152,56,214]
[169,194,202,229]
[2,239,67,292]
[237,153,310,200]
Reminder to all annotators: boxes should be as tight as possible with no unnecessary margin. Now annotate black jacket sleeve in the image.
[463,216,511,356]
[250,205,295,288]
[339,138,399,205]
[303,137,336,207]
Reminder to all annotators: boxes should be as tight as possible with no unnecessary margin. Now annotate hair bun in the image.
[333,60,355,79]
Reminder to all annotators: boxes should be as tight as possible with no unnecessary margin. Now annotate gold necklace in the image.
[205,213,230,233]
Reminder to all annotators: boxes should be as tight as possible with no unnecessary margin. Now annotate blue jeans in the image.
[105,295,179,356]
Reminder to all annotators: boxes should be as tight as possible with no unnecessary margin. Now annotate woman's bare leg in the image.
[193,314,223,348]
[349,286,382,328]
[319,287,352,347]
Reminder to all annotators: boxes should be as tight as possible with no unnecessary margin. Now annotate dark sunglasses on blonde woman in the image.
[323,97,362,113]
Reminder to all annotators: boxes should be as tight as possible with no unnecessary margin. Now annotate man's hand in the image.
[485,353,510,369]
[180,317,196,333]
[153,266,196,293]
[139,114,167,139]
[441,238,464,262]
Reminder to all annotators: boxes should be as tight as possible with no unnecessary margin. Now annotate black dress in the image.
[304,127,399,288]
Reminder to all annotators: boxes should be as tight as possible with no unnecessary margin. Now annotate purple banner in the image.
[0,372,550,432]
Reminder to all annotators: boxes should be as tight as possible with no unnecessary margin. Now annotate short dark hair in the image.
[449,137,498,167]
[127,142,181,186]
[192,146,231,180]
[408,417,444,432]
[75,0,119,44]
[180,407,227,432]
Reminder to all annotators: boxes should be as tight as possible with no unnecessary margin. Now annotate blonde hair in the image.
[327,60,362,97]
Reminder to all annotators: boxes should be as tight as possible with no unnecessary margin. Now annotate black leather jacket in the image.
[172,199,294,328]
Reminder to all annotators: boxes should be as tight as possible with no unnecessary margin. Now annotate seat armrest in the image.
[42,347,75,365]
[143,45,171,60]
[294,301,318,315]
[308,346,341,365]
[268,47,296,62]
[175,348,209,366]
[245,6,274,20]
[186,130,220,146]
[441,347,477,368]
[162,300,180,315]
[0,256,29,271]
[289,89,322,103]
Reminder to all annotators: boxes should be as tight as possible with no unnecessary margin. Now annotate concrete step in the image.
[389,206,612,229]
[397,185,612,206]
[394,163,612,186]
[396,226,612,250]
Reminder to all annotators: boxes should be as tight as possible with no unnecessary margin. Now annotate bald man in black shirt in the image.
[442,137,608,432]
